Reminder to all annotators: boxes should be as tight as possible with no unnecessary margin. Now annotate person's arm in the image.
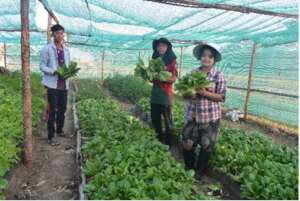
[39,46,56,75]
[164,60,178,83]
[197,89,224,102]
[197,72,227,102]
[166,73,177,83]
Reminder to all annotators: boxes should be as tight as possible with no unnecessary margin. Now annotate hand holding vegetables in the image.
[197,88,208,96]
[56,61,80,79]
[134,57,172,82]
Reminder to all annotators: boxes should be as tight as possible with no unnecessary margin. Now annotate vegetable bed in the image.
[103,74,151,103]
[135,97,298,200]
[211,128,298,200]
[75,80,206,200]
[104,75,298,200]
[0,72,45,199]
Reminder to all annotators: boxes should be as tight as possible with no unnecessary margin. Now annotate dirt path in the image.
[6,91,78,200]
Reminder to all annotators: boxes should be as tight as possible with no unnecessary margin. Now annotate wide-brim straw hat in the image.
[193,44,222,62]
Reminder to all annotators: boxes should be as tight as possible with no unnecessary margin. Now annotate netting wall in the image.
[0,0,297,127]
[2,39,298,127]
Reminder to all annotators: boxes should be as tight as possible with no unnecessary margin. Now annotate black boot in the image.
[157,133,166,144]
[195,148,210,181]
[165,129,173,147]
[183,149,195,170]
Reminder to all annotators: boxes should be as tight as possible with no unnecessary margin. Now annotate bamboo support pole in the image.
[179,46,183,77]
[21,0,33,165]
[101,50,105,82]
[47,14,52,43]
[146,0,298,19]
[243,42,258,120]
[38,0,59,23]
[3,43,7,69]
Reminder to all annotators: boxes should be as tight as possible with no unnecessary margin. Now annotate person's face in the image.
[157,43,168,56]
[201,49,215,67]
[53,30,65,43]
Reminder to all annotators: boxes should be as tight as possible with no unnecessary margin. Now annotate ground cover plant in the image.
[0,72,44,199]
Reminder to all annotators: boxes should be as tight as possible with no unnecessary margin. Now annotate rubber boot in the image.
[195,148,210,181]
[183,149,195,170]
[165,129,173,147]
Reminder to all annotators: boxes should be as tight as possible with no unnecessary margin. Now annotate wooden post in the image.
[179,46,183,77]
[101,50,105,82]
[21,0,33,165]
[3,43,7,69]
[243,42,257,120]
[138,51,141,58]
[47,14,52,43]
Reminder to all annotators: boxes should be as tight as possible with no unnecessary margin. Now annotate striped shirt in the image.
[184,67,227,124]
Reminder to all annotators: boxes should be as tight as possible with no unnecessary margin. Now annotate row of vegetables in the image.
[0,72,45,199]
[75,79,206,199]
[103,74,298,200]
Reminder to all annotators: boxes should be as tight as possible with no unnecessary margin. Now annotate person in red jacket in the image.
[150,38,178,147]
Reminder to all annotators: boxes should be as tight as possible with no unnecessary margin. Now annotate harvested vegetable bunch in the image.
[175,71,212,99]
[134,57,172,82]
[56,61,80,79]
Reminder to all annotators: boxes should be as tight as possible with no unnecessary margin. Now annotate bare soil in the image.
[6,92,79,200]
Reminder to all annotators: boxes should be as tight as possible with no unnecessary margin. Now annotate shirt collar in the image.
[199,66,217,76]
[50,41,67,51]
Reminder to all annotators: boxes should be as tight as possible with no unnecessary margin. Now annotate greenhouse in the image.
[0,0,298,200]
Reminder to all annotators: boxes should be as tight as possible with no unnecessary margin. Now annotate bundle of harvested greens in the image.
[175,71,212,99]
[134,57,172,82]
[56,61,80,79]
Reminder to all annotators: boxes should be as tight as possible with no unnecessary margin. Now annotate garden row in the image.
[75,79,206,200]
[0,72,45,199]
[103,74,298,200]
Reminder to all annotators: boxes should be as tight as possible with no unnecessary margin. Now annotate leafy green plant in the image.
[57,61,80,79]
[134,57,172,82]
[103,74,151,103]
[175,71,212,99]
[136,97,298,200]
[94,72,298,200]
[75,79,104,102]
[76,94,206,199]
[210,128,298,200]
[0,72,44,198]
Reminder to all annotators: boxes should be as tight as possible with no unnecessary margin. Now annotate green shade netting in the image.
[39,0,298,48]
[0,0,298,127]
[196,0,298,15]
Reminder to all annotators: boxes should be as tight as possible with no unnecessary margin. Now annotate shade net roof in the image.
[0,0,298,127]
[0,0,298,48]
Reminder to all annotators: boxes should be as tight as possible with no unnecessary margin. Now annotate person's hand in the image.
[152,73,160,82]
[54,71,66,80]
[197,89,208,97]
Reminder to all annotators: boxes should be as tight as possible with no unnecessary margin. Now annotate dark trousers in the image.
[47,88,68,140]
[150,103,174,146]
